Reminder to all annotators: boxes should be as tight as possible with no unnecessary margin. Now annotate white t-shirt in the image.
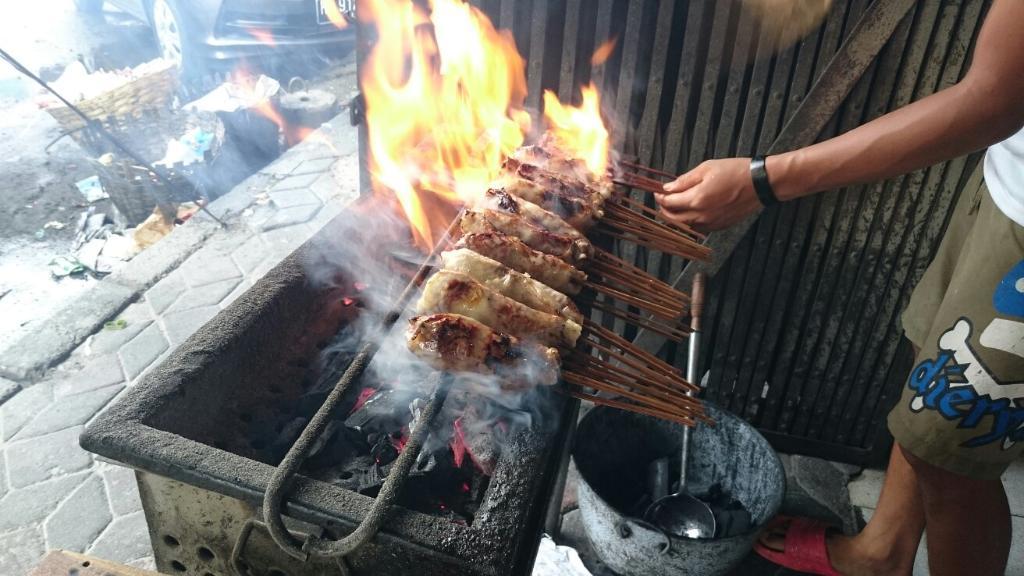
[985,126,1024,227]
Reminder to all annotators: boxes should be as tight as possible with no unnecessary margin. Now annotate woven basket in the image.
[45,61,179,134]
[86,110,224,226]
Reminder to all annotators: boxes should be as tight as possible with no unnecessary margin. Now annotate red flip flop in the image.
[753,515,842,576]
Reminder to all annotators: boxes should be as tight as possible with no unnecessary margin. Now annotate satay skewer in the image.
[617,160,676,180]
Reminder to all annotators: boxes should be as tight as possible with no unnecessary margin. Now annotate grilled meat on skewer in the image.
[461,209,589,265]
[456,232,586,295]
[417,270,582,348]
[479,188,594,258]
[493,175,602,230]
[511,141,616,199]
[407,313,560,389]
[441,248,582,324]
[505,157,613,203]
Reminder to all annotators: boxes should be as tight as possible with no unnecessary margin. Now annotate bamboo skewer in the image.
[563,388,696,427]
[584,281,682,319]
[582,299,690,342]
[593,250,691,296]
[561,372,702,423]
[617,160,676,181]
[583,321,681,376]
[616,196,706,240]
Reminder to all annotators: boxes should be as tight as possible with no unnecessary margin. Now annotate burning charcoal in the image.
[258,417,308,457]
[369,432,399,466]
[345,388,408,433]
[304,425,368,471]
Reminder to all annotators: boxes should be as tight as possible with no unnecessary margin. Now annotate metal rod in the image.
[680,273,705,489]
[262,213,463,560]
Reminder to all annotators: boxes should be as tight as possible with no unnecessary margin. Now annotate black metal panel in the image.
[473,0,988,465]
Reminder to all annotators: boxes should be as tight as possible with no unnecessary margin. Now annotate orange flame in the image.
[322,0,350,29]
[248,27,277,47]
[542,83,609,177]
[591,38,617,66]
[360,0,530,251]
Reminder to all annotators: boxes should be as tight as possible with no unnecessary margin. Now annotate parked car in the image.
[75,0,357,82]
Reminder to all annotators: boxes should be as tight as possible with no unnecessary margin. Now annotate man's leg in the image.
[759,443,925,575]
[903,447,1011,576]
[827,443,925,576]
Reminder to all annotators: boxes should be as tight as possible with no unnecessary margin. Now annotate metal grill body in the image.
[81,214,575,576]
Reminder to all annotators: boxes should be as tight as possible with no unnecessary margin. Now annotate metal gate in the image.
[465,0,990,465]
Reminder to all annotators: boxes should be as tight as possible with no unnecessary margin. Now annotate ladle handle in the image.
[680,273,706,491]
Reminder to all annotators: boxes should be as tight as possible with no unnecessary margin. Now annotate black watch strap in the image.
[750,155,779,207]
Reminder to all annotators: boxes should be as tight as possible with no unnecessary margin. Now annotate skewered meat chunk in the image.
[407,313,560,388]
[441,248,582,324]
[461,209,589,265]
[494,175,602,230]
[505,157,612,204]
[512,144,593,186]
[478,188,594,260]
[417,270,582,348]
[457,232,586,295]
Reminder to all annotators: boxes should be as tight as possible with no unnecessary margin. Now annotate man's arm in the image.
[656,0,1024,231]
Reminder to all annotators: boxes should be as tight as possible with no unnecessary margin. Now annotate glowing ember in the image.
[349,387,377,414]
[342,296,356,306]
[354,282,368,291]
[450,417,468,468]
[391,429,409,452]
[541,83,610,177]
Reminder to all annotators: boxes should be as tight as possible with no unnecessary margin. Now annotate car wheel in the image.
[74,0,104,13]
[151,0,202,82]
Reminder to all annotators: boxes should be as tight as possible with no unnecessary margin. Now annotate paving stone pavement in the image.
[0,110,359,573]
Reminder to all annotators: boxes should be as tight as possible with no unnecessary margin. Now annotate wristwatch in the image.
[750,155,780,207]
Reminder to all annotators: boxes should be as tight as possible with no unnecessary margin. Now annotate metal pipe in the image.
[261,214,462,560]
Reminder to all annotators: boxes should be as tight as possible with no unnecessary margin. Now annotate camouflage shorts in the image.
[889,179,1024,479]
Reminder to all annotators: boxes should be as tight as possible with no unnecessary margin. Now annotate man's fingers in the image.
[657,186,700,212]
[662,168,703,193]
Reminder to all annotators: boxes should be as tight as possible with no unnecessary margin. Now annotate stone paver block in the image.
[0,377,20,406]
[260,203,323,232]
[0,472,88,531]
[292,156,338,175]
[100,464,143,516]
[308,196,346,230]
[783,454,858,535]
[1,381,53,441]
[161,306,220,346]
[271,171,320,192]
[179,252,242,288]
[6,426,93,488]
[52,354,125,398]
[166,277,242,314]
[260,221,315,258]
[85,303,155,356]
[119,324,170,381]
[145,272,187,315]
[16,384,123,440]
[0,282,135,382]
[0,527,45,576]
[231,234,270,275]
[259,149,305,176]
[44,473,112,552]
[88,510,154,563]
[269,187,323,209]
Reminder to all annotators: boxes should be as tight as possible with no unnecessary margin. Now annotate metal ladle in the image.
[644,273,717,539]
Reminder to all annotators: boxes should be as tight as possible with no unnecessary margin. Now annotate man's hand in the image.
[655,158,763,232]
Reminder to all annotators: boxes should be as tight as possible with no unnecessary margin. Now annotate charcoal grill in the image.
[81,205,577,576]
